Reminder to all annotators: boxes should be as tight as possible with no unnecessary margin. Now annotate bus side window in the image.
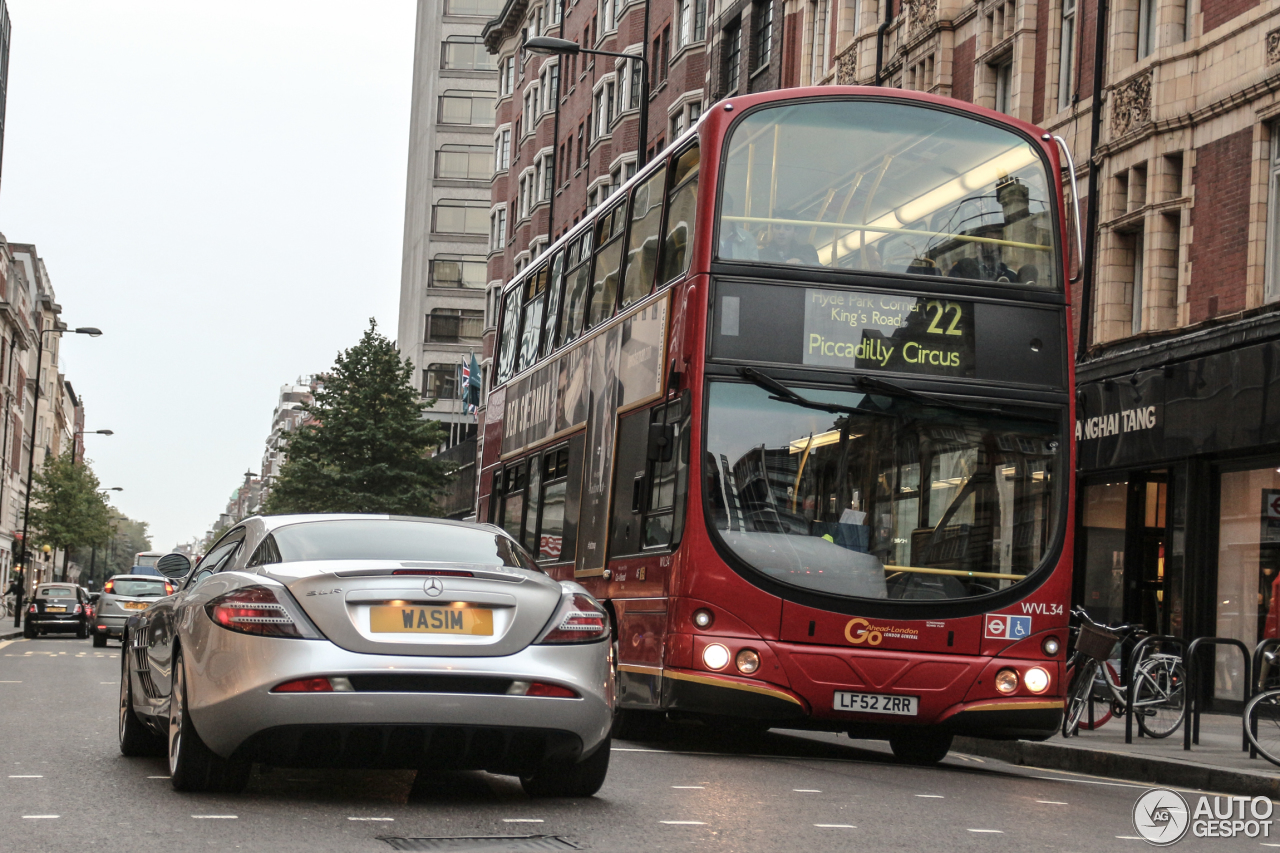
[498,462,528,543]
[660,144,700,285]
[646,394,692,549]
[540,249,566,358]
[562,233,592,344]
[621,165,668,308]
[537,446,572,561]
[517,266,547,373]
[560,433,585,564]
[589,202,627,328]
[495,286,523,384]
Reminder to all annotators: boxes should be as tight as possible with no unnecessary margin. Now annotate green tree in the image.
[263,319,450,516]
[27,449,114,573]
[93,512,153,585]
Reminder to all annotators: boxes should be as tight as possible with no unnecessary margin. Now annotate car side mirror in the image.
[156,553,192,579]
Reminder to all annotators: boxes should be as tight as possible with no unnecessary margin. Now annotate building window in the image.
[993,58,1013,114]
[430,256,488,288]
[439,91,496,126]
[1057,0,1076,110]
[490,207,507,251]
[1130,231,1145,334]
[436,144,493,180]
[426,309,485,343]
[753,0,773,70]
[434,200,489,235]
[808,0,828,84]
[501,56,515,96]
[1267,134,1280,303]
[1137,0,1155,60]
[542,151,555,199]
[601,0,617,32]
[442,36,495,71]
[445,0,503,15]
[678,0,705,46]
[495,128,511,171]
[724,24,742,92]
[423,364,461,400]
[661,25,671,80]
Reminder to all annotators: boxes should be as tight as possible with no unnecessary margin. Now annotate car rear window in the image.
[265,520,539,570]
[38,587,76,599]
[111,579,169,597]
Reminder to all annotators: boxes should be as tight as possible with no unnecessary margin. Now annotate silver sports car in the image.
[118,515,613,796]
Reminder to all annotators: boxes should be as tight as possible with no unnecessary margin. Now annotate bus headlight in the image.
[702,643,730,671]
[1024,666,1050,694]
[1042,636,1061,657]
[995,668,1020,694]
[735,649,760,674]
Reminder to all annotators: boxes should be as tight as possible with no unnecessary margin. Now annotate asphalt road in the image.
[0,634,1266,852]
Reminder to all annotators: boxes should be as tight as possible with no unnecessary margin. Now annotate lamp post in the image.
[524,36,650,169]
[14,325,102,627]
[72,429,113,464]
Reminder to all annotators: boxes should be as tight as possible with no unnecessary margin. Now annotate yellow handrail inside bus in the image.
[721,215,1051,252]
[883,565,1027,581]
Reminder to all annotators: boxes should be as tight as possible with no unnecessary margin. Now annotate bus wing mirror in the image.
[647,422,676,463]
[1054,135,1084,283]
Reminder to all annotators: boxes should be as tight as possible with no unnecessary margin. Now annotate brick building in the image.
[465,0,1280,701]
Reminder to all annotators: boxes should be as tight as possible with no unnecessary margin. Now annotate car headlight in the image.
[1024,666,1050,694]
[735,649,760,674]
[994,668,1020,695]
[702,643,730,670]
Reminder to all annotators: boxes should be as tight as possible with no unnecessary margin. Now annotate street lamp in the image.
[73,428,113,464]
[14,325,102,627]
[524,36,650,169]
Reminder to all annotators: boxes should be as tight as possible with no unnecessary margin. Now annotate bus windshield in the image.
[704,380,1063,601]
[717,99,1059,289]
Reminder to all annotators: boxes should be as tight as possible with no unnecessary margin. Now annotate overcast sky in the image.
[0,0,418,549]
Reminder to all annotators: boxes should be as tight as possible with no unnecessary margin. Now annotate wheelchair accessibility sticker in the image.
[985,614,1032,640]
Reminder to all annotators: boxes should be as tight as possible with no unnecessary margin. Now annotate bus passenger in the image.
[719,193,759,260]
[760,211,820,266]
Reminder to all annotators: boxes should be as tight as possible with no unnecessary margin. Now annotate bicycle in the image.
[1062,607,1187,739]
[1243,649,1280,767]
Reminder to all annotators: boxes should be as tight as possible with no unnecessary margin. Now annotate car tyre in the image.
[119,655,163,757]
[168,647,250,794]
[22,620,34,639]
[520,737,611,798]
[76,622,89,639]
[889,731,953,765]
[92,631,107,648]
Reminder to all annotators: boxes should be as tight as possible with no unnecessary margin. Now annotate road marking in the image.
[0,680,21,683]
[1036,800,1069,805]
[147,775,169,779]
[1031,775,1145,789]
[916,794,944,798]
[502,819,544,823]
[968,829,1004,833]
[661,821,706,825]
[814,824,856,828]
[1115,836,1145,840]
[793,789,822,793]
[9,775,43,778]
[99,682,114,684]
[347,817,394,822]
[671,785,704,789]
[23,815,58,819]
[192,815,238,819]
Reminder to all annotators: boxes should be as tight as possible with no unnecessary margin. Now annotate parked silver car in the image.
[93,575,173,647]
[118,514,613,796]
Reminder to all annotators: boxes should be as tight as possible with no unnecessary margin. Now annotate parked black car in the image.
[24,583,90,639]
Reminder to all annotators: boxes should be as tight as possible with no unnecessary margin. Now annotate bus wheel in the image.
[889,731,953,765]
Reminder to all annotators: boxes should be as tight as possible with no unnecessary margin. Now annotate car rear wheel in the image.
[22,620,34,639]
[168,647,250,794]
[119,656,163,757]
[520,736,611,798]
[76,622,88,639]
[92,632,107,648]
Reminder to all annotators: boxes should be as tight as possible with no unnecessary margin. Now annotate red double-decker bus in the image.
[481,86,1078,763]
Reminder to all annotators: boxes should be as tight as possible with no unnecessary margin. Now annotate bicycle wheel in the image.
[1245,689,1280,768]
[1134,655,1186,738]
[1063,658,1098,737]
[1078,662,1116,730]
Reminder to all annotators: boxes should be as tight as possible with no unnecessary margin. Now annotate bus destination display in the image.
[802,289,976,377]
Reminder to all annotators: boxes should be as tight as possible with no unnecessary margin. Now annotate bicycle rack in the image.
[1124,635,1185,745]
[1183,637,1252,753]
[1247,638,1280,759]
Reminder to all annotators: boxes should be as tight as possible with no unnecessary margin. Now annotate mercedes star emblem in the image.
[425,578,444,597]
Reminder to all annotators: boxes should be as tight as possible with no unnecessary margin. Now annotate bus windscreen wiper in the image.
[737,367,884,417]
[851,374,1058,423]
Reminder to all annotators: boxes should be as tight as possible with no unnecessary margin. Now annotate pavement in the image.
[3,632,1269,852]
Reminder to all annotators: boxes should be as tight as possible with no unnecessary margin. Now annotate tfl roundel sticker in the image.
[985,614,1032,640]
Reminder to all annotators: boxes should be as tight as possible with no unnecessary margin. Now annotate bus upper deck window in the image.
[621,165,668,307]
[661,144,700,284]
[589,201,627,327]
[540,249,566,358]
[495,286,523,385]
[562,232,593,344]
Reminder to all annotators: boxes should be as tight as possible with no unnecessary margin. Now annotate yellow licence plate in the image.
[370,606,493,636]
[46,606,66,612]
[122,602,149,611]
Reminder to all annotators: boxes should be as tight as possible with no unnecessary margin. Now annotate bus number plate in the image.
[833,691,918,716]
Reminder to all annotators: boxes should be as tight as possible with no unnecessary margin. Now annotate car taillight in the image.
[164,582,174,595]
[392,569,474,577]
[27,603,35,613]
[536,592,609,644]
[73,604,83,615]
[205,585,324,640]
[103,581,114,593]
